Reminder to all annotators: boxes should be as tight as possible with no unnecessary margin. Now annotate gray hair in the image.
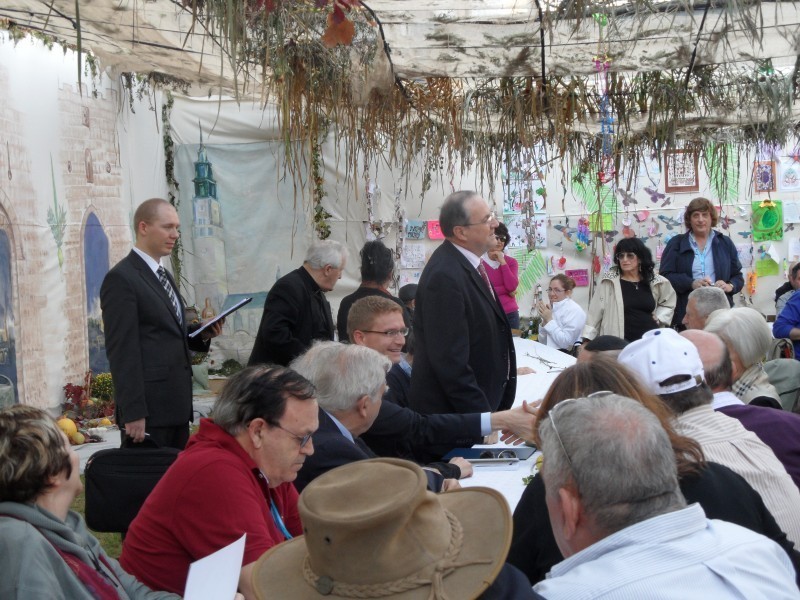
[212,365,316,436]
[704,307,771,369]
[291,341,390,413]
[539,394,684,535]
[439,191,480,237]
[304,239,347,270]
[688,287,730,322]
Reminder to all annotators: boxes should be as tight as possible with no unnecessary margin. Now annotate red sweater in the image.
[120,419,302,594]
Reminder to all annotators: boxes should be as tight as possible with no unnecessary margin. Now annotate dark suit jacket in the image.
[295,409,376,492]
[360,396,482,461]
[248,267,334,367]
[100,251,209,428]
[410,240,517,415]
[297,409,455,492]
[659,231,743,328]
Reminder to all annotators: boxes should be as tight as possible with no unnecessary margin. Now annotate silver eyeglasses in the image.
[548,391,616,471]
[463,211,497,227]
[361,328,409,338]
[273,422,313,448]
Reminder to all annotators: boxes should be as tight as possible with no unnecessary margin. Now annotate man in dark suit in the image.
[101,198,221,449]
[346,296,534,462]
[248,239,346,366]
[411,191,516,416]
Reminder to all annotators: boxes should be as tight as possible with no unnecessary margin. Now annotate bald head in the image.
[680,330,732,392]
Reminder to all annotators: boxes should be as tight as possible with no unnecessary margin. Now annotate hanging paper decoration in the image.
[557,251,567,270]
[603,251,613,272]
[621,217,635,238]
[593,254,602,274]
[575,217,590,252]
[747,271,758,296]
[593,13,615,187]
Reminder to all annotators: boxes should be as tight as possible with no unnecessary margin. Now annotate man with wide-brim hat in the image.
[252,458,542,599]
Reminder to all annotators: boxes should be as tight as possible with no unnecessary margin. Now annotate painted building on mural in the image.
[191,133,228,315]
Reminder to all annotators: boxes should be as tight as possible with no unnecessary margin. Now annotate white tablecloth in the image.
[458,338,575,510]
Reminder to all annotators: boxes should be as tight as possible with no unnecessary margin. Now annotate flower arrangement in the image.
[62,371,115,429]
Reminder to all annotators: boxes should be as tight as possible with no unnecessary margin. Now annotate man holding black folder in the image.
[101,198,222,449]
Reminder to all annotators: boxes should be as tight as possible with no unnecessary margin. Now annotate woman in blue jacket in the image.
[659,197,743,329]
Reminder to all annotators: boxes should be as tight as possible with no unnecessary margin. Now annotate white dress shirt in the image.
[535,504,798,599]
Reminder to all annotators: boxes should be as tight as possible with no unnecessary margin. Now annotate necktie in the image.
[156,266,182,323]
[477,262,496,299]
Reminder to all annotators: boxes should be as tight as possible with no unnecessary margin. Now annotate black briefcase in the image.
[84,444,179,533]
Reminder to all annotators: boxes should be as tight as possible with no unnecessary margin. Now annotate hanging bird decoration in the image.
[644,187,666,203]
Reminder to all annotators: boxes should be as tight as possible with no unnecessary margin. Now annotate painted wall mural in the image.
[84,212,109,374]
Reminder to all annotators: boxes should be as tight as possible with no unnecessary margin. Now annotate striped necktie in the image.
[156,266,182,323]
[477,262,497,299]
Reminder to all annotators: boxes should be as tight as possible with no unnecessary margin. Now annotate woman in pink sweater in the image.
[482,222,520,329]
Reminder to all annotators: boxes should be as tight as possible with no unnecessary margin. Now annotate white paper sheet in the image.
[784,201,800,223]
[184,534,246,600]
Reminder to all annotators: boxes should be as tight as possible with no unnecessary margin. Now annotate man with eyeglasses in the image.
[120,365,318,599]
[411,191,517,454]
[534,393,798,599]
[347,296,534,467]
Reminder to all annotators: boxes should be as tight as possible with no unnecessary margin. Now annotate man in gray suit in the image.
[101,198,221,449]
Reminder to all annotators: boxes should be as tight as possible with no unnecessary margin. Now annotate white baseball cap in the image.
[618,329,705,396]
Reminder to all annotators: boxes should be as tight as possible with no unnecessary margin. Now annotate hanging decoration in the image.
[575,217,590,252]
[747,271,758,296]
[593,13,615,188]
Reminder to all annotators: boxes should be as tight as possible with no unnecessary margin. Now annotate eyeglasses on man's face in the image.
[616,252,638,261]
[361,327,409,339]
[463,211,498,227]
[273,422,313,448]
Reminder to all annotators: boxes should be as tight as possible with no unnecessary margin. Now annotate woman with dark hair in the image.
[581,237,675,342]
[507,356,800,586]
[659,197,743,329]
[0,405,183,599]
[482,222,521,329]
[536,274,586,351]
[336,240,410,341]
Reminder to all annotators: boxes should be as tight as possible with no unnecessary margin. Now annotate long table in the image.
[458,337,575,510]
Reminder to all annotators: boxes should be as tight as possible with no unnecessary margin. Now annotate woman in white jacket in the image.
[581,237,676,342]
[537,274,586,351]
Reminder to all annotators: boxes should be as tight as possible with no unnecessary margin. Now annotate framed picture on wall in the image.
[664,150,699,193]
[754,160,777,193]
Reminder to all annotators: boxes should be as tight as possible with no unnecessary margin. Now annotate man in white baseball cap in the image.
[618,328,800,547]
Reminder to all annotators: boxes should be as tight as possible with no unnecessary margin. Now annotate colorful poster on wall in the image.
[778,159,800,192]
[754,161,777,193]
[503,179,528,214]
[751,200,783,242]
[736,243,754,269]
[755,257,780,277]
[504,214,528,249]
[401,243,426,269]
[427,220,444,240]
[405,220,426,240]
[664,150,699,193]
[565,269,589,287]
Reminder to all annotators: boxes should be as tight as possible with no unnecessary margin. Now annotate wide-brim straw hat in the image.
[252,458,511,600]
